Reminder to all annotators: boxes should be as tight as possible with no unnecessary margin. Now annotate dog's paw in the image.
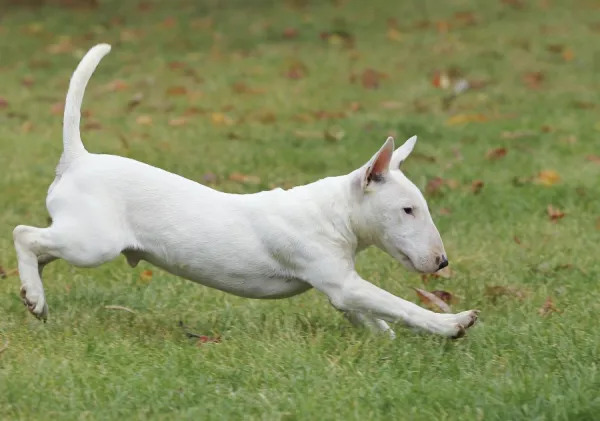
[437,310,479,339]
[20,286,48,321]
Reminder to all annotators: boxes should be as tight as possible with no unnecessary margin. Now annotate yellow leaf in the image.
[136,115,153,125]
[535,170,561,186]
[140,269,153,282]
[387,27,402,41]
[211,112,233,126]
[446,113,488,126]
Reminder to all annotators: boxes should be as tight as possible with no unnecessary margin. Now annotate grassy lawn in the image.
[1,0,599,419]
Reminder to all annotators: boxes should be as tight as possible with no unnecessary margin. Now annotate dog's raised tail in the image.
[59,43,111,172]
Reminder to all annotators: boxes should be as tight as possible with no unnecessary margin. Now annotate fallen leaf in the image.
[438,208,452,215]
[168,61,186,70]
[538,296,561,317]
[513,236,522,245]
[166,86,187,96]
[282,27,299,39]
[83,121,102,131]
[535,170,561,186]
[586,155,600,164]
[414,288,452,313]
[196,335,221,345]
[51,102,64,115]
[162,17,177,28]
[285,60,308,80]
[485,147,507,160]
[562,48,575,61]
[168,117,187,126]
[500,130,536,139]
[485,285,528,302]
[446,113,488,126]
[386,27,402,41]
[229,172,261,185]
[522,71,544,89]
[435,21,451,33]
[432,71,451,89]
[47,36,74,54]
[232,82,265,95]
[21,121,33,133]
[361,68,383,89]
[210,112,233,126]
[349,102,361,112]
[140,269,153,282]
[107,79,128,92]
[0,266,5,279]
[572,101,595,109]
[453,11,477,26]
[255,111,277,125]
[547,205,565,222]
[136,115,153,125]
[426,177,446,196]
[127,92,143,111]
[324,127,345,142]
[471,180,484,194]
[22,76,35,87]
[431,290,457,305]
[0,97,7,109]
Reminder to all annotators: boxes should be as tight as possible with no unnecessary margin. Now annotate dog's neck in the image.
[284,170,378,255]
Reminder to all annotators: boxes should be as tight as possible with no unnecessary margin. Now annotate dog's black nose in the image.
[438,256,449,270]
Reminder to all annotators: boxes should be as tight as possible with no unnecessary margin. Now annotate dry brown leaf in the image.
[522,71,544,89]
[106,80,128,92]
[136,115,153,125]
[471,180,484,194]
[486,147,507,160]
[161,17,177,29]
[426,177,445,196]
[485,285,528,302]
[0,266,5,279]
[571,101,595,109]
[438,208,452,216]
[196,335,221,345]
[229,172,261,185]
[232,82,265,95]
[562,48,575,61]
[22,76,35,87]
[256,111,277,125]
[282,27,299,39]
[166,86,187,96]
[51,102,64,115]
[547,205,565,222]
[538,296,561,317]
[83,121,102,131]
[168,117,187,126]
[361,68,384,89]
[513,236,522,245]
[285,60,308,79]
[349,102,361,112]
[21,121,33,133]
[414,288,452,313]
[387,27,402,41]
[535,170,561,186]
[127,92,143,111]
[431,290,457,305]
[446,113,488,126]
[586,155,600,164]
[0,97,7,109]
[140,269,153,282]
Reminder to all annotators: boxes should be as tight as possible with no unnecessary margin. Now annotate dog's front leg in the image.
[344,312,396,339]
[319,271,478,338]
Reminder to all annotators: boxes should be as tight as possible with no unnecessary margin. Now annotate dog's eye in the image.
[403,207,413,215]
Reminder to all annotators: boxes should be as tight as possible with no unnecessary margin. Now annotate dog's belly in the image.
[131,251,313,299]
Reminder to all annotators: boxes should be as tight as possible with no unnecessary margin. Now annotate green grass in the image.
[1,0,600,419]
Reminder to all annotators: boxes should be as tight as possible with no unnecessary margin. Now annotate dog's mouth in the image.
[391,249,417,272]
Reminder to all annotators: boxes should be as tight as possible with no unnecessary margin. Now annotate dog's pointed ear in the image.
[361,136,395,189]
[389,135,417,170]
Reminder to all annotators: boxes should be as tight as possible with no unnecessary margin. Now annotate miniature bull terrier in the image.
[13,44,479,339]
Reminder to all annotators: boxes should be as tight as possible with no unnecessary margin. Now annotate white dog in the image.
[13,44,479,339]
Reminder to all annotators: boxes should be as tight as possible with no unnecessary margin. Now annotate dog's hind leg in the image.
[13,223,124,320]
[345,312,396,339]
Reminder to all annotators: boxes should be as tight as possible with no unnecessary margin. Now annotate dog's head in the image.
[351,136,447,273]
